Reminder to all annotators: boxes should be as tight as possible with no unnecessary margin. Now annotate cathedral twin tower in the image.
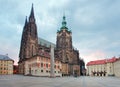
[19,4,80,76]
[19,4,38,61]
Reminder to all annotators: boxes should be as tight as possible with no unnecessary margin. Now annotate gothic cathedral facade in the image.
[18,4,80,76]
[19,5,38,62]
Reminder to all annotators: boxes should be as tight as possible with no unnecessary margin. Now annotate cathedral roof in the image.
[38,37,56,48]
[0,54,14,61]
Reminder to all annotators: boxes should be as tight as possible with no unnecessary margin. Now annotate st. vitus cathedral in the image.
[18,4,83,76]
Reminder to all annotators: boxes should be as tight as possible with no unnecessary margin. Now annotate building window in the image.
[54,65,56,69]
[41,63,43,67]
[41,70,43,72]
[35,70,37,74]
[49,64,50,67]
[46,64,48,68]
[58,66,60,69]
[32,46,33,56]
[46,70,48,73]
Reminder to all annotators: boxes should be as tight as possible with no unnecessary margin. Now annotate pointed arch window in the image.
[32,45,34,56]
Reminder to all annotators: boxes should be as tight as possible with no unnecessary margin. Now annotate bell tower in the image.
[56,15,73,63]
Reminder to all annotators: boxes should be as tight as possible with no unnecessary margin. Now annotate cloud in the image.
[0,0,120,65]
[81,50,106,65]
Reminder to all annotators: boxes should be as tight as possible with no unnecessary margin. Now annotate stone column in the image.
[50,45,55,77]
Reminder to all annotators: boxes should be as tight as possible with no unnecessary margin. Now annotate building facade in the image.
[0,55,14,75]
[114,58,120,77]
[18,4,80,77]
[86,57,118,76]
[18,4,61,77]
[19,55,61,76]
[55,15,80,76]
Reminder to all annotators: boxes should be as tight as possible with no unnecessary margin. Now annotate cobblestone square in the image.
[0,75,120,87]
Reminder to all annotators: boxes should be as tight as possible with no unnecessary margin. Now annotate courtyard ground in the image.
[0,75,120,87]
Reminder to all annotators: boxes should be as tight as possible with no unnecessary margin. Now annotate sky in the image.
[0,0,120,65]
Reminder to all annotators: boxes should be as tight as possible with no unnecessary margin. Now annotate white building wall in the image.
[114,59,120,77]
[87,64,108,76]
[106,63,114,76]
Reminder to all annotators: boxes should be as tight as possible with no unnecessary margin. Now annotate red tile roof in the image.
[107,57,117,63]
[86,57,118,66]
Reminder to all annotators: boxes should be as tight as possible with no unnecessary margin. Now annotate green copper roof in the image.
[62,15,66,27]
[57,15,72,33]
[60,15,68,30]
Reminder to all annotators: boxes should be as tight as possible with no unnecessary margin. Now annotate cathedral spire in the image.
[29,3,35,22]
[61,14,68,30]
[25,16,28,26]
[30,3,34,18]
[62,15,66,27]
[23,16,28,29]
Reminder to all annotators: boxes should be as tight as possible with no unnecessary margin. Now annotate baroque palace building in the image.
[18,4,81,76]
[86,56,120,77]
